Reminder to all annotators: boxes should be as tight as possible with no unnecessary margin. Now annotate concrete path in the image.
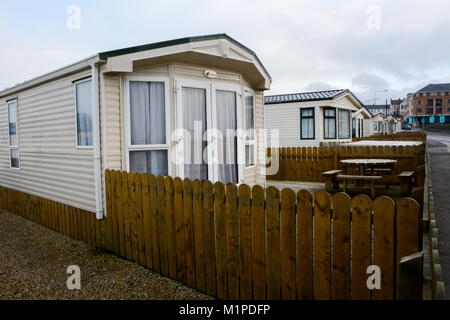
[427,130,450,299]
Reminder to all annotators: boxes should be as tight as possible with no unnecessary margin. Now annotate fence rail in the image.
[267,145,425,184]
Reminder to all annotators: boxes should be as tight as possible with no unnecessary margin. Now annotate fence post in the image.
[398,251,424,300]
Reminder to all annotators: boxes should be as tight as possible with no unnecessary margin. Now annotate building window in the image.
[373,121,378,132]
[426,108,433,114]
[417,108,423,113]
[436,108,442,114]
[352,118,356,138]
[300,108,315,140]
[323,108,336,139]
[427,93,431,97]
[8,100,19,169]
[338,109,350,139]
[417,100,422,105]
[448,99,450,104]
[436,99,442,106]
[437,92,442,96]
[128,80,168,176]
[427,99,433,106]
[419,93,423,97]
[76,79,93,147]
[244,90,256,168]
[445,92,449,96]
[447,107,450,112]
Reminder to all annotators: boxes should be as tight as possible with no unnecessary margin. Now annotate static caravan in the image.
[264,89,371,147]
[0,34,272,219]
[372,113,388,135]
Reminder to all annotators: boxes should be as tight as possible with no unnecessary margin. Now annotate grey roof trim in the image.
[264,89,365,108]
[264,89,347,104]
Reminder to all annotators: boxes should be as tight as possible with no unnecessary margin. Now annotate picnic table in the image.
[340,159,397,175]
[338,159,398,199]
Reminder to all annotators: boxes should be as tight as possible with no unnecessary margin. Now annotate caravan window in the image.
[300,108,315,140]
[76,79,93,147]
[8,100,19,169]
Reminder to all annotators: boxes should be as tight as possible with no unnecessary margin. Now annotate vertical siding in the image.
[101,74,122,170]
[0,69,96,212]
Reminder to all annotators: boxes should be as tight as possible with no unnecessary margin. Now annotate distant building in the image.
[365,103,390,116]
[390,99,404,117]
[403,93,414,120]
[408,83,450,125]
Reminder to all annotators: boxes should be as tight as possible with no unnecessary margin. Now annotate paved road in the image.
[426,129,450,299]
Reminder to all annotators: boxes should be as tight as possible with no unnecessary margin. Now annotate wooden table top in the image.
[340,159,397,165]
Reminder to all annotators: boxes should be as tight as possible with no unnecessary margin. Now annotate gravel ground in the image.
[0,210,213,300]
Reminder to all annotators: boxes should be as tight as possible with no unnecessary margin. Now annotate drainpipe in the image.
[91,61,103,220]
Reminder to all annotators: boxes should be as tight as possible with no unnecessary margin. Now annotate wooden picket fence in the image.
[267,145,425,184]
[0,186,101,247]
[0,171,422,300]
[99,169,421,300]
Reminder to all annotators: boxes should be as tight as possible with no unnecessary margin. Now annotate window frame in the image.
[300,107,315,140]
[7,99,20,170]
[124,75,171,175]
[74,78,94,149]
[244,88,257,169]
[338,109,351,139]
[323,107,337,140]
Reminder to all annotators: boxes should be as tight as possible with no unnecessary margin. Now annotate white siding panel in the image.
[0,69,96,212]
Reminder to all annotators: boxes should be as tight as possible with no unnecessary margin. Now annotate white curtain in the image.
[130,150,168,176]
[301,109,314,139]
[338,109,350,139]
[182,87,208,180]
[130,81,165,145]
[129,81,167,176]
[76,81,93,146]
[216,90,238,184]
[8,102,18,146]
[324,109,336,139]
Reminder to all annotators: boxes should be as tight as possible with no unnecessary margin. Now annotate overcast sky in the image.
[1,0,450,104]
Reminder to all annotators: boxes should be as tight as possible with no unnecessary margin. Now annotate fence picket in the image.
[351,194,372,300]
[214,182,228,299]
[373,196,395,300]
[297,190,313,300]
[266,186,281,300]
[183,178,195,287]
[280,188,296,300]
[174,177,185,282]
[252,185,266,300]
[314,190,332,300]
[193,179,206,291]
[332,192,351,300]
[238,184,252,299]
[203,180,216,296]
[165,177,177,279]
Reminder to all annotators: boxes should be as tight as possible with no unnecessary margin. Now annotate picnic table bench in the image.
[398,171,415,196]
[337,174,382,199]
[323,170,342,192]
